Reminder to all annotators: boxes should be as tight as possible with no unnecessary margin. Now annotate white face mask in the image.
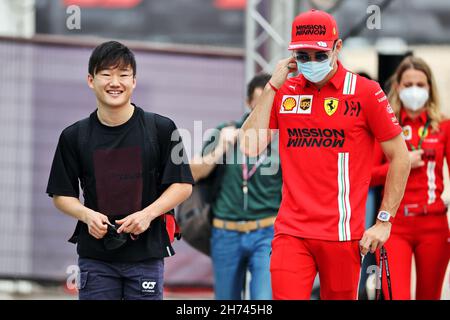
[399,86,429,112]
[297,58,333,83]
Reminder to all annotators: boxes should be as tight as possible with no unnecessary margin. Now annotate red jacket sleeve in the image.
[442,120,450,172]
[364,81,402,142]
[370,141,389,187]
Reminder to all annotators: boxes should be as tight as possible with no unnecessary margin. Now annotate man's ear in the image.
[87,74,94,89]
[335,39,343,53]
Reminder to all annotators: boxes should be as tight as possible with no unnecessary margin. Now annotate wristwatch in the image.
[377,210,394,223]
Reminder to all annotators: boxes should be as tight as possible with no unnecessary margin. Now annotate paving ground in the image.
[0,275,447,300]
[0,281,214,300]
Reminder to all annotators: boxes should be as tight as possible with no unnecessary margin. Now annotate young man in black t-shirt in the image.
[46,41,194,300]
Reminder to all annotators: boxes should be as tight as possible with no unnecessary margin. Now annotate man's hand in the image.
[269,57,297,89]
[359,220,392,255]
[115,210,155,236]
[409,149,424,168]
[83,210,110,239]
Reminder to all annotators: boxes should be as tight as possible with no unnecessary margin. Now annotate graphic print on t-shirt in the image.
[93,146,142,216]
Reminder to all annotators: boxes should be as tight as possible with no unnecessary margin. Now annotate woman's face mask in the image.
[399,86,429,112]
[398,69,430,112]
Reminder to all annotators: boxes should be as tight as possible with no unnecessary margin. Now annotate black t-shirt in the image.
[46,105,194,262]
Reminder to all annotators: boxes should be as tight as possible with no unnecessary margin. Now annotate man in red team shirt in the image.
[240,9,411,299]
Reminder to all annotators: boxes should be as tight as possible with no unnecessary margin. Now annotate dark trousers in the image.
[77,257,164,300]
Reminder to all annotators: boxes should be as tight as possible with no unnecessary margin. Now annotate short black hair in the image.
[247,73,271,100]
[88,41,136,76]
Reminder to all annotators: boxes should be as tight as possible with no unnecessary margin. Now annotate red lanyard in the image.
[242,154,267,210]
[376,246,392,300]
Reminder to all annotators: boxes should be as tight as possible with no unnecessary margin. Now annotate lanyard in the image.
[402,118,430,151]
[242,153,267,210]
[376,246,392,300]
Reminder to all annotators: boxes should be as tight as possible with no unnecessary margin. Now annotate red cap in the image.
[288,9,339,51]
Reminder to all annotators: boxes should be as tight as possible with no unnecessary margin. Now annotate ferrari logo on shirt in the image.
[402,125,412,140]
[324,98,339,116]
[418,126,429,139]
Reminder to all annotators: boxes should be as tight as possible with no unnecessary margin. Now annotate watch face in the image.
[379,211,389,221]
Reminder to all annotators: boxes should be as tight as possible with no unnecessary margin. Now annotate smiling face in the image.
[87,65,136,110]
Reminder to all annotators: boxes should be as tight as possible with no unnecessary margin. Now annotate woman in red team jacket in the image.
[371,56,449,300]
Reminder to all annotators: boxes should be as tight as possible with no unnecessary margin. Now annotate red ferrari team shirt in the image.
[269,61,402,241]
[372,110,450,218]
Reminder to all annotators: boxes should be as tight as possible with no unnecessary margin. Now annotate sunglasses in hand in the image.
[103,221,139,251]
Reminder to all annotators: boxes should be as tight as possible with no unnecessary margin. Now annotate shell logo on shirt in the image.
[283,97,297,111]
[324,97,339,116]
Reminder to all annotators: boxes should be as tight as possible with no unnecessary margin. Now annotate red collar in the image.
[329,60,347,89]
[399,109,428,125]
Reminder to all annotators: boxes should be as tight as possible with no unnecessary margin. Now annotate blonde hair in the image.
[387,56,441,132]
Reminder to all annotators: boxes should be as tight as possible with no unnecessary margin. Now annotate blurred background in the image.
[0,0,449,299]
